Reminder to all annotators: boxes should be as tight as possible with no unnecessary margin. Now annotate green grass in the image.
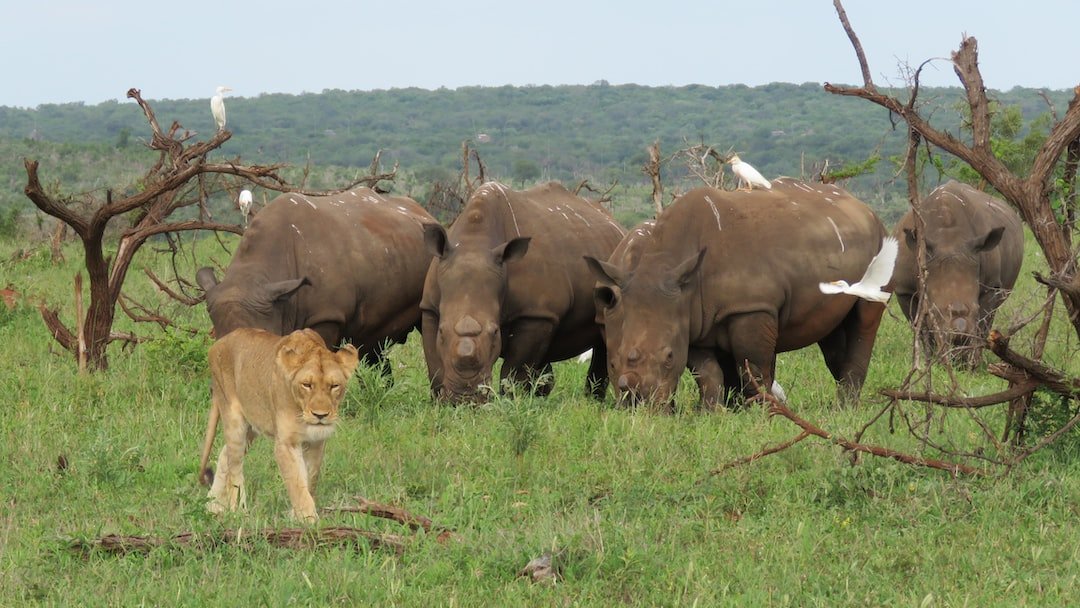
[1,233,1078,606]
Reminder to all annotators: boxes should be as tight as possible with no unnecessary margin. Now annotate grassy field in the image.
[1,232,1078,607]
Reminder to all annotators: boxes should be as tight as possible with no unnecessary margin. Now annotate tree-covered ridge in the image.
[1,83,1069,224]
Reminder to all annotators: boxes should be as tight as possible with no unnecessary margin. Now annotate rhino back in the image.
[648,179,886,345]
[218,188,434,338]
[448,182,625,318]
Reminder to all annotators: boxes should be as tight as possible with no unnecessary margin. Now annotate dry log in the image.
[70,526,406,557]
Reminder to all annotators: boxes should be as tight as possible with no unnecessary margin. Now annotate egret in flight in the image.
[238,189,253,226]
[818,236,898,303]
[211,86,232,131]
[728,154,771,191]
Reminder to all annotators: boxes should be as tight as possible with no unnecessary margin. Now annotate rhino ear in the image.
[672,249,707,288]
[265,277,309,302]
[494,237,530,265]
[584,255,625,287]
[973,226,1005,252]
[423,223,452,259]
[195,267,219,292]
[903,227,918,250]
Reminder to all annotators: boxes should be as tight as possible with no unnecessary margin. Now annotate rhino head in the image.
[196,267,308,338]
[585,249,705,406]
[423,223,530,401]
[903,224,1005,360]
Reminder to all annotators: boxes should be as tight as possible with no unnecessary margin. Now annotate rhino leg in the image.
[584,340,609,400]
[421,311,445,398]
[500,318,556,396]
[687,347,723,410]
[359,342,393,383]
[726,312,779,402]
[818,299,885,405]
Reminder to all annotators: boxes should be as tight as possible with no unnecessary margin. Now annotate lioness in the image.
[199,328,359,521]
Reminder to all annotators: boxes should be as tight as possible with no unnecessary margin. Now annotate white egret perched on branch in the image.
[210,86,233,131]
[728,154,771,191]
[818,236,898,303]
[238,189,253,226]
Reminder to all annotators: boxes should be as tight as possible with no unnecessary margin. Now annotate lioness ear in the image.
[336,343,360,376]
[277,330,316,372]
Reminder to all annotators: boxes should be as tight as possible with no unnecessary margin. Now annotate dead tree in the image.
[643,141,664,217]
[23,88,388,371]
[827,0,1080,339]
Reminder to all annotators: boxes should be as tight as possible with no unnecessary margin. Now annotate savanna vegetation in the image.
[2,77,1079,605]
[1,224,1078,605]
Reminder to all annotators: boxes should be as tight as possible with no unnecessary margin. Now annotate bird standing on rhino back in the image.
[727,154,772,191]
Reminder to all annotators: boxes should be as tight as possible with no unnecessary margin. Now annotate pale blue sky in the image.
[2,0,1077,108]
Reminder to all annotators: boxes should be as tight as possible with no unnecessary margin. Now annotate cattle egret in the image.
[211,86,232,131]
[770,380,787,403]
[728,154,771,191]
[819,236,899,303]
[238,189,253,226]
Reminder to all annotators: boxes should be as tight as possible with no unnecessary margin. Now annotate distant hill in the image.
[1,83,1068,226]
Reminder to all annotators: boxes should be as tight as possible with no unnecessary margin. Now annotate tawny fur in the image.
[199,328,359,522]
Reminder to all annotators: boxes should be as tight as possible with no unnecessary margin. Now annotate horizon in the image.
[3,1,1078,110]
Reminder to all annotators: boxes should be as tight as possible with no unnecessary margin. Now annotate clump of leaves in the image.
[1023,389,1080,457]
[141,328,211,375]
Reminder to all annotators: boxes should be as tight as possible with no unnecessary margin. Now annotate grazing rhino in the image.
[421,181,625,401]
[585,178,889,406]
[196,187,435,370]
[598,219,728,408]
[891,180,1024,366]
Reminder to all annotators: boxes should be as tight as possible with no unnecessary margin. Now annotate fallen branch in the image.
[879,382,1039,409]
[767,398,982,475]
[70,526,406,557]
[988,330,1080,399]
[721,363,985,476]
[323,496,455,541]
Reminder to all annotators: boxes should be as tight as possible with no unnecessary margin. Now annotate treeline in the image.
[0,82,1069,227]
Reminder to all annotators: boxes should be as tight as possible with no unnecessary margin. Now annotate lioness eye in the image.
[330,383,340,390]
[301,381,313,390]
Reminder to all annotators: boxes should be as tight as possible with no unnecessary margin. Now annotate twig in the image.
[323,496,456,542]
[707,431,810,476]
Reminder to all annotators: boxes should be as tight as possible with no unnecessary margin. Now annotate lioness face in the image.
[277,331,360,429]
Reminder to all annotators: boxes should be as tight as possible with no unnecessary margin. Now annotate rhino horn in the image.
[265,277,309,301]
[196,267,219,292]
[454,338,480,370]
[454,315,482,337]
